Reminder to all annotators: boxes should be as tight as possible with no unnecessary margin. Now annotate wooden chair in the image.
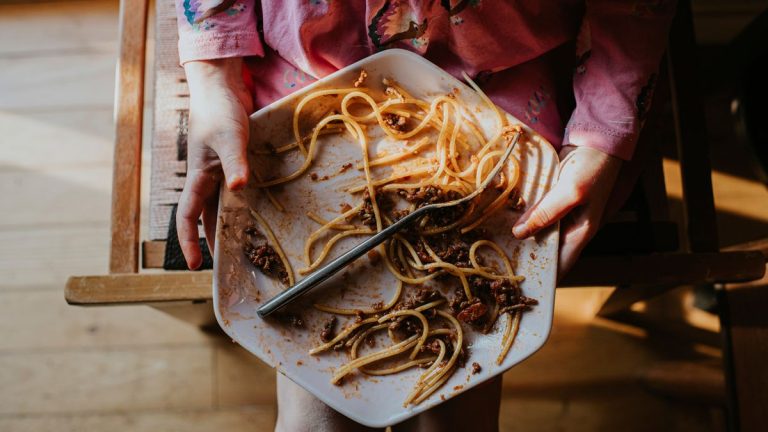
[65,0,766,428]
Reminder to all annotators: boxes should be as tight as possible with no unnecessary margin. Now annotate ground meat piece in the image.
[371,301,384,311]
[354,310,366,323]
[359,190,376,227]
[399,185,444,206]
[449,287,468,314]
[392,208,410,221]
[383,113,407,131]
[469,276,493,295]
[365,334,376,348]
[320,316,337,342]
[367,249,381,266]
[399,186,466,226]
[388,316,421,336]
[507,190,525,210]
[243,244,289,285]
[471,362,482,374]
[489,279,517,307]
[421,338,442,355]
[434,236,471,267]
[310,172,319,181]
[456,299,488,323]
[414,288,441,305]
[398,288,444,312]
[339,162,353,173]
[413,241,434,264]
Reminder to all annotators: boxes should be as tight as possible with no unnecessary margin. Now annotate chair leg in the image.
[718,263,768,432]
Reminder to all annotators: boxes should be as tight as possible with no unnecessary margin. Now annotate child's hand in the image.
[177,58,254,270]
[512,145,622,278]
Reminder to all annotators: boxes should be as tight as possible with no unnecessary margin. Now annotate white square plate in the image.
[213,49,559,428]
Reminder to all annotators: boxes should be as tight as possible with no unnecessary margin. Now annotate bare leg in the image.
[274,373,383,432]
[393,376,502,432]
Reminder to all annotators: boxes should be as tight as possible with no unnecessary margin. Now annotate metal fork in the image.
[257,130,521,317]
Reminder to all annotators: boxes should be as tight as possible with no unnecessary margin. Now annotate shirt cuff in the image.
[178,32,264,65]
[565,121,637,161]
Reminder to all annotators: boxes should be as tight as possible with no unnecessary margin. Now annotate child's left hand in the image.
[512,145,622,278]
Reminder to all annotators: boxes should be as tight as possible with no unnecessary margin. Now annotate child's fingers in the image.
[177,171,219,270]
[201,188,220,257]
[512,181,582,239]
[557,210,592,279]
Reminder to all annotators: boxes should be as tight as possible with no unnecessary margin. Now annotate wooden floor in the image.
[1,1,767,431]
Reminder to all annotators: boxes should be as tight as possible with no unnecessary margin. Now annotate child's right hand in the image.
[177,58,254,270]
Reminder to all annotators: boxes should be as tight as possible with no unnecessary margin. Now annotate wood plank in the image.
[0,225,109,290]
[641,360,725,404]
[0,406,276,432]
[503,323,654,391]
[0,290,211,351]
[561,251,765,287]
[215,344,277,407]
[0,52,115,111]
[0,109,115,170]
[0,0,118,57]
[142,240,166,269]
[0,347,212,415]
[0,167,112,228]
[110,0,148,273]
[499,388,716,432]
[722,267,768,432]
[66,272,213,305]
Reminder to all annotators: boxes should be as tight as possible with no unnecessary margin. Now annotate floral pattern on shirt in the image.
[183,0,247,31]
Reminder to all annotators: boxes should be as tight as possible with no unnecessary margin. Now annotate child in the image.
[174,2,675,431]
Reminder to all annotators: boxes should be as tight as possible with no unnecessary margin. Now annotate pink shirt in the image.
[175,0,675,160]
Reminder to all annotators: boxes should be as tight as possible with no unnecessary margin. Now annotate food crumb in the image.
[529,252,537,260]
[353,69,368,88]
[296,360,304,366]
[471,362,482,374]
[367,249,381,266]
[453,385,464,391]
[339,162,353,173]
[320,316,337,342]
[508,191,526,210]
[310,172,319,181]
[383,112,407,132]
[385,86,404,100]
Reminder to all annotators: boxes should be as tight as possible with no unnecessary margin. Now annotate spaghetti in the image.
[247,72,538,405]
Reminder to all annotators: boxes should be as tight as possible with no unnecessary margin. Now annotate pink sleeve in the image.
[175,0,264,65]
[565,0,676,160]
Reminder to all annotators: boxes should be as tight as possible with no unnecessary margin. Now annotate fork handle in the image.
[257,206,427,317]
